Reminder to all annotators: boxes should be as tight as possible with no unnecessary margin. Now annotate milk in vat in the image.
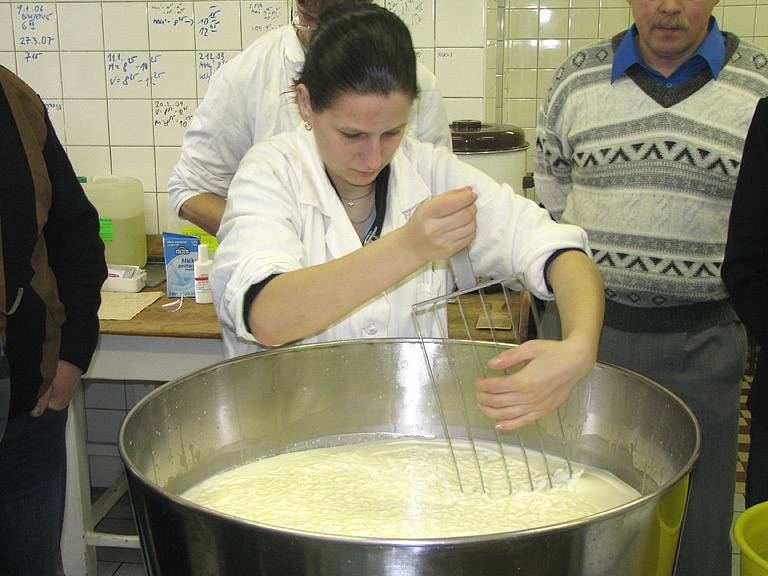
[183,437,640,538]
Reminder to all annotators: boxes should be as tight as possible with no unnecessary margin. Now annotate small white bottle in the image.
[194,243,213,304]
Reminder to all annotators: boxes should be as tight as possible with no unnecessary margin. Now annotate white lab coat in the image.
[211,128,589,358]
[168,24,453,216]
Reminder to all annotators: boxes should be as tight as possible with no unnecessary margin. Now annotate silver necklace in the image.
[338,188,373,207]
[348,205,374,225]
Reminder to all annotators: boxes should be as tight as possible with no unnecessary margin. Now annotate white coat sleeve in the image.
[209,146,305,343]
[167,69,253,216]
[413,64,453,151]
[419,141,589,299]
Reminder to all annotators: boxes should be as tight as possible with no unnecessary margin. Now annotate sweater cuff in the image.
[59,323,99,373]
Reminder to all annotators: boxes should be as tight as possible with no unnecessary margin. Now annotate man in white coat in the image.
[168,0,452,235]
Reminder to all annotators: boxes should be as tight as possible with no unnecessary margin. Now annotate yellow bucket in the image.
[735,501,768,576]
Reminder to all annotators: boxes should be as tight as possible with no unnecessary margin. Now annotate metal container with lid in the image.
[450,120,530,195]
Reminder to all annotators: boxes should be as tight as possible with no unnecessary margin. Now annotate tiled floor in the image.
[731,371,754,576]
[91,372,756,576]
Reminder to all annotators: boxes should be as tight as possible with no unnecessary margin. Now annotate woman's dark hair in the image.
[297,0,371,13]
[296,3,418,111]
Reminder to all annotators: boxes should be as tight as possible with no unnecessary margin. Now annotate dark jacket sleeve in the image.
[42,111,107,372]
[722,97,768,349]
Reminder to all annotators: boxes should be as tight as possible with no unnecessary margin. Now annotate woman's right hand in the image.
[405,186,477,262]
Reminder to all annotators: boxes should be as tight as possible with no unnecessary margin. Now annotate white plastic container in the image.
[81,176,147,267]
[193,243,213,304]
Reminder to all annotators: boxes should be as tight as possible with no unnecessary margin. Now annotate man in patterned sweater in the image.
[535,0,768,573]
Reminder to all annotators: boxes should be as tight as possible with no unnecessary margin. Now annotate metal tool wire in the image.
[529,295,574,482]
[412,272,573,494]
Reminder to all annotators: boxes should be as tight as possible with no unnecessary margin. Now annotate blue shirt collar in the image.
[611,17,725,84]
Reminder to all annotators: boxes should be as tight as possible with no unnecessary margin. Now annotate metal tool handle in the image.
[450,248,477,291]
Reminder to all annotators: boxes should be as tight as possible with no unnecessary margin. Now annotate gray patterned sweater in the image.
[535,31,768,331]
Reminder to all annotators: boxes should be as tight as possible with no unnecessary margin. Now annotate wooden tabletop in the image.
[448,290,529,344]
[99,280,528,344]
[99,282,221,338]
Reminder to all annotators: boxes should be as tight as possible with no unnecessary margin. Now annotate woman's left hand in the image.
[475,336,596,430]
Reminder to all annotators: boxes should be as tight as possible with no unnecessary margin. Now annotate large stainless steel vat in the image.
[119,338,699,576]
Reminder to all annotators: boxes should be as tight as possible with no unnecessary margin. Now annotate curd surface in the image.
[182,438,640,538]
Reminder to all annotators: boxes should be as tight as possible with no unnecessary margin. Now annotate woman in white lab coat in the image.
[211,3,604,430]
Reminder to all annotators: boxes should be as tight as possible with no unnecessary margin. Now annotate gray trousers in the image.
[542,303,746,576]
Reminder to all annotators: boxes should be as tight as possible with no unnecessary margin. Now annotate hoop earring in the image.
[303,121,312,131]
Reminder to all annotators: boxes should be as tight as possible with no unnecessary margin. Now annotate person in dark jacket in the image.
[0,66,107,575]
[722,96,768,508]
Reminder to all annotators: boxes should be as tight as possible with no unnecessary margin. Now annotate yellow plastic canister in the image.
[81,176,147,267]
[735,500,768,576]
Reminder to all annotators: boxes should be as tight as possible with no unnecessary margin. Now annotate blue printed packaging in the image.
[163,232,199,297]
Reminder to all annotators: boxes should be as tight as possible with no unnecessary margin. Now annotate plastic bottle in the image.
[80,176,147,267]
[194,244,213,304]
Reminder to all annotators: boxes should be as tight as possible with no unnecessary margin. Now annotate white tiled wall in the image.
[3,0,767,232]
[83,379,160,487]
[1,0,491,234]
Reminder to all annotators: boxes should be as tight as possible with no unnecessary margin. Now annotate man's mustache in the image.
[652,20,689,30]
